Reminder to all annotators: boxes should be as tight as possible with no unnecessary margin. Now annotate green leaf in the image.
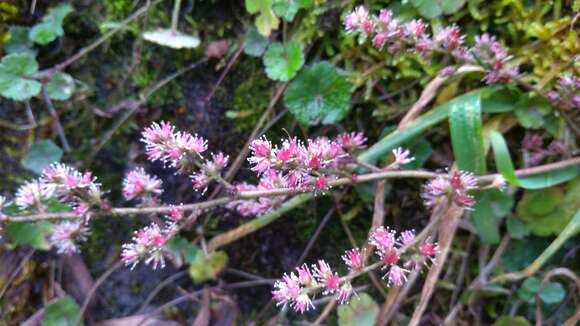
[272,0,311,21]
[506,216,530,239]
[539,282,565,304]
[29,4,73,45]
[411,0,466,18]
[41,296,83,326]
[263,41,304,81]
[22,139,63,174]
[189,251,228,283]
[0,53,42,101]
[284,62,353,125]
[404,139,432,170]
[360,88,494,165]
[472,189,514,244]
[492,316,531,326]
[245,0,279,36]
[5,26,37,56]
[517,277,540,303]
[46,72,75,100]
[514,96,551,129]
[489,131,520,186]
[337,293,378,326]
[6,222,54,250]
[243,28,270,57]
[517,179,580,236]
[449,92,486,174]
[481,87,518,113]
[518,165,580,189]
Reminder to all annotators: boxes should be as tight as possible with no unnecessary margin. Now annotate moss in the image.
[227,59,272,132]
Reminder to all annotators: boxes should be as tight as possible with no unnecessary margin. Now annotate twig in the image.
[42,87,71,152]
[409,203,464,326]
[397,65,484,129]
[87,57,209,162]
[0,249,35,300]
[295,208,335,266]
[76,260,124,326]
[6,157,579,223]
[24,101,37,128]
[34,0,162,79]
[171,0,182,32]
[204,44,244,104]
[135,270,189,314]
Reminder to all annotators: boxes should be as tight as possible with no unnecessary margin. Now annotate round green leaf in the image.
[5,26,37,56]
[284,62,353,125]
[337,293,378,326]
[243,28,270,57]
[263,41,304,81]
[506,216,530,239]
[189,251,229,283]
[42,296,82,326]
[46,72,75,100]
[22,139,63,174]
[539,282,565,304]
[0,53,41,101]
[6,222,54,250]
[492,316,531,326]
[29,4,73,45]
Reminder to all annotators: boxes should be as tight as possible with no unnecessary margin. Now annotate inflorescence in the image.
[344,6,519,84]
[272,227,439,313]
[0,121,489,274]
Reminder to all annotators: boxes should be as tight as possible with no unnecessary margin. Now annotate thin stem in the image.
[135,270,189,314]
[6,157,579,223]
[34,0,162,79]
[76,260,124,326]
[171,0,182,32]
[24,101,37,128]
[42,86,71,152]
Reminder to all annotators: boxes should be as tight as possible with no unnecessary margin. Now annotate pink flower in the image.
[422,171,478,208]
[392,147,415,167]
[421,237,439,258]
[435,25,463,50]
[121,223,170,270]
[168,205,184,222]
[122,168,163,201]
[191,174,210,191]
[15,181,52,210]
[342,248,364,271]
[49,222,89,255]
[314,176,328,190]
[386,265,408,286]
[370,226,396,252]
[337,282,355,304]
[344,6,370,34]
[405,19,427,38]
[399,230,416,246]
[313,260,341,294]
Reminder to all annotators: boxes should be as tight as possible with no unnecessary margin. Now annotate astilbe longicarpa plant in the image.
[0,121,487,278]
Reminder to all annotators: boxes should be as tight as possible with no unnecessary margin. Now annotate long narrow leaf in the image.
[449,92,486,174]
[489,130,520,186]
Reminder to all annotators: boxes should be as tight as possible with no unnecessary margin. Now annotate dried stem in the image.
[42,86,71,152]
[409,203,464,326]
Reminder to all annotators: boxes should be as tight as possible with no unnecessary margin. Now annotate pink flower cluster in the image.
[13,164,103,216]
[344,6,519,84]
[141,122,229,193]
[521,133,567,166]
[546,75,580,110]
[247,133,365,184]
[422,170,478,208]
[122,168,163,203]
[228,133,365,216]
[272,226,438,314]
[121,205,185,270]
[48,221,89,255]
[40,163,103,216]
[370,227,437,286]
